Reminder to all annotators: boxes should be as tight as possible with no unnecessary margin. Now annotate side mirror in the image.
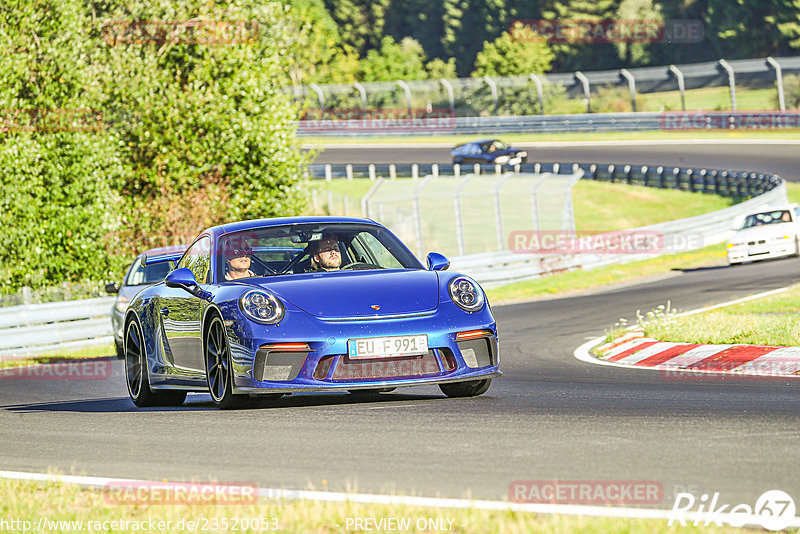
[105,282,120,294]
[426,252,450,271]
[165,267,199,293]
[165,268,213,301]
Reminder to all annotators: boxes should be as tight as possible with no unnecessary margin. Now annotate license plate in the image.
[347,335,428,360]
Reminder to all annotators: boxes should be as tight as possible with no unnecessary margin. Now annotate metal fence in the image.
[452,176,787,287]
[0,282,109,308]
[361,171,580,259]
[0,297,115,359]
[290,55,800,120]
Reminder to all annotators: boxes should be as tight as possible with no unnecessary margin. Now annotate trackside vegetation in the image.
[0,477,742,534]
[0,0,309,291]
[640,284,800,347]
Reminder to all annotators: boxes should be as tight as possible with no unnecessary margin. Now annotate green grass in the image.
[643,283,800,346]
[0,477,743,534]
[787,182,800,204]
[573,182,735,232]
[637,86,778,113]
[485,244,726,303]
[308,179,736,232]
[0,344,114,370]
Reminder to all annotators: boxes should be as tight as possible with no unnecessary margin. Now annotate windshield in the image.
[124,257,174,286]
[216,223,422,281]
[740,210,792,229]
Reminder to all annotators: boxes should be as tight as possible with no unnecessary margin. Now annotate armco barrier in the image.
[297,111,800,137]
[0,297,115,359]
[309,162,781,200]
[2,162,785,355]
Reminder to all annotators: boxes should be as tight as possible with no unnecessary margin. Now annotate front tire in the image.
[205,314,246,409]
[125,318,186,407]
[439,379,491,398]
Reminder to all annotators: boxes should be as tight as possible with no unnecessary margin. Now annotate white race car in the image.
[727,205,800,265]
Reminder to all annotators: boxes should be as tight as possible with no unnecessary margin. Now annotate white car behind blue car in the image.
[727,205,800,265]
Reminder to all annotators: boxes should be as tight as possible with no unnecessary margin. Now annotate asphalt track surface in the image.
[1,143,799,512]
[311,141,800,182]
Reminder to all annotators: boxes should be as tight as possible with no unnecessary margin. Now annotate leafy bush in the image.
[1,0,309,291]
[591,86,638,113]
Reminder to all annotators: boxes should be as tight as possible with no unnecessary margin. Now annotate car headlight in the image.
[448,276,485,312]
[240,290,284,324]
[493,155,509,164]
[773,235,791,241]
[115,296,129,313]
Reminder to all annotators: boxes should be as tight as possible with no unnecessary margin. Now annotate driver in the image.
[309,235,342,271]
[225,240,255,280]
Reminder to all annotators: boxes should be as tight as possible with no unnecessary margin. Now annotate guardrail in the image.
[3,161,784,356]
[0,297,115,359]
[290,56,800,120]
[297,110,800,137]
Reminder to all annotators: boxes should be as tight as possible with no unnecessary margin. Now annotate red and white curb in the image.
[574,287,800,378]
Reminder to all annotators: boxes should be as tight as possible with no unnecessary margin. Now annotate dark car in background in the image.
[105,245,187,358]
[451,139,528,165]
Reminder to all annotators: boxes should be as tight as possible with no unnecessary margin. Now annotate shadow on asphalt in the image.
[672,265,733,273]
[0,392,446,413]
[675,255,800,273]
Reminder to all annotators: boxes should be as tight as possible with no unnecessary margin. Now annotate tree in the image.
[426,57,458,79]
[542,0,623,70]
[283,0,360,85]
[0,0,127,288]
[359,36,431,81]
[472,22,554,77]
[1,0,310,290]
[99,1,310,252]
[614,0,663,66]
[323,0,390,57]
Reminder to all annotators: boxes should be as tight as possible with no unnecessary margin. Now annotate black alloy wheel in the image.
[125,318,186,407]
[205,315,246,409]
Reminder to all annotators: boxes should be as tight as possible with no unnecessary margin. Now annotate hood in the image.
[254,269,440,318]
[732,223,796,243]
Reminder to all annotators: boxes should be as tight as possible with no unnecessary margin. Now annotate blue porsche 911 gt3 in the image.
[124,216,499,409]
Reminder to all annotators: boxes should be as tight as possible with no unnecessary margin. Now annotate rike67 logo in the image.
[670,490,798,530]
